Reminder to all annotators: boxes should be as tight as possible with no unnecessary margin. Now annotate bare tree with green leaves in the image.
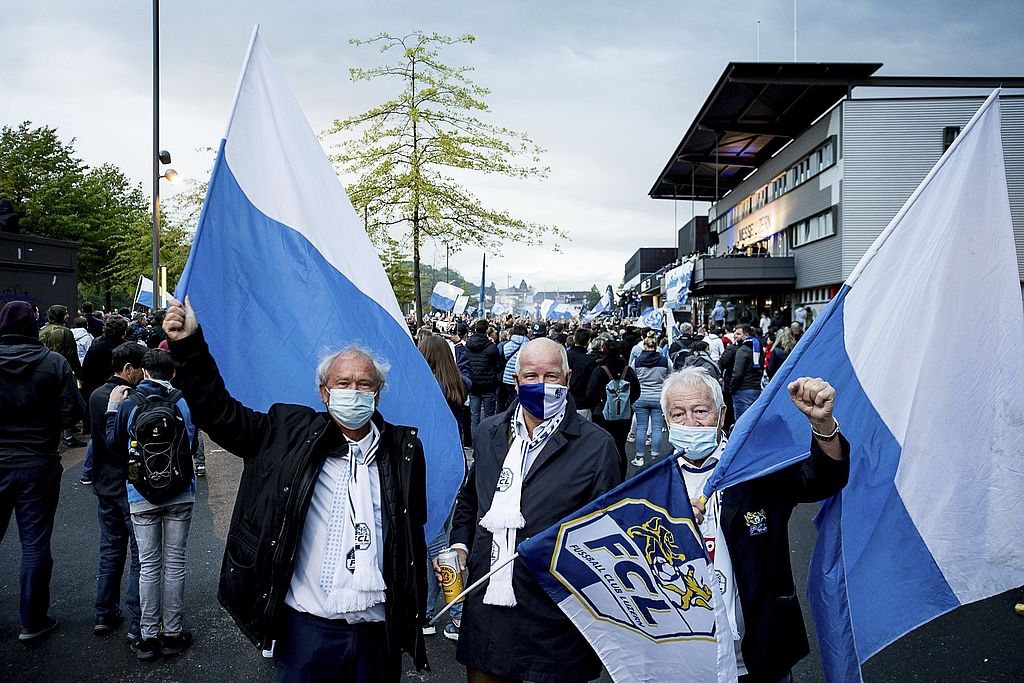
[328,31,564,324]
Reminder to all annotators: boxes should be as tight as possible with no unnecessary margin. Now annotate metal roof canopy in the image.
[649,62,1024,201]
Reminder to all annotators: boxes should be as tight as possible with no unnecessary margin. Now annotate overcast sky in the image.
[3,1,1023,291]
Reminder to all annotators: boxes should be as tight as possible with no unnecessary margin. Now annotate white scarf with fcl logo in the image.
[479,405,565,606]
[321,425,386,614]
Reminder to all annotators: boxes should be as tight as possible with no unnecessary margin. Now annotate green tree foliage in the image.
[586,285,601,308]
[329,31,565,324]
[0,122,193,308]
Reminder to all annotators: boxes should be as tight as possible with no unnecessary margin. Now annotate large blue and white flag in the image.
[540,298,557,320]
[429,281,463,312]
[701,91,1024,682]
[520,457,737,683]
[583,286,613,322]
[664,261,694,309]
[174,26,465,541]
[134,275,156,309]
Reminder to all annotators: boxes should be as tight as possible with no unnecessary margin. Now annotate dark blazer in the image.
[722,435,850,679]
[450,399,622,682]
[167,328,429,670]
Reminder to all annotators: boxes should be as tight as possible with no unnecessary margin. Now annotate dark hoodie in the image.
[464,332,501,394]
[39,304,81,375]
[0,302,85,467]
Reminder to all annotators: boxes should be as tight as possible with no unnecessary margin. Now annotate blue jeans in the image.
[0,460,62,629]
[632,399,664,456]
[82,440,94,482]
[426,528,462,621]
[132,502,193,639]
[469,391,497,440]
[732,389,762,421]
[95,494,141,626]
[274,606,397,683]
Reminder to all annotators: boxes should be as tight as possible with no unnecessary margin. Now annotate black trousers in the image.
[274,606,399,683]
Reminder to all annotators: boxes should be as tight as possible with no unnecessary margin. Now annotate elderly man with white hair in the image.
[661,367,849,683]
[162,296,428,682]
[447,337,621,683]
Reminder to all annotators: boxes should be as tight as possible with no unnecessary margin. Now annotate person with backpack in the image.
[105,349,198,660]
[631,333,670,468]
[682,340,722,382]
[499,324,529,404]
[586,339,640,479]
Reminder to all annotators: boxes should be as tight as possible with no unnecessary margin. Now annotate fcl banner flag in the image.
[520,457,738,683]
[700,91,1024,682]
[174,26,465,541]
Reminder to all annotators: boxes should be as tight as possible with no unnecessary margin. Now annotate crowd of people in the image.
[1,293,845,683]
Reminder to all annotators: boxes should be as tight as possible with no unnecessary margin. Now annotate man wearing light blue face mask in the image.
[161,296,429,683]
[447,338,621,683]
[662,367,849,683]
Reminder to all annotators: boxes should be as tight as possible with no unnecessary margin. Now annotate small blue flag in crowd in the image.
[520,457,737,683]
[174,26,465,541]
[429,281,464,312]
[702,90,1024,683]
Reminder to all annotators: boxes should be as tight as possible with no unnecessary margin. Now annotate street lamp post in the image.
[152,0,161,309]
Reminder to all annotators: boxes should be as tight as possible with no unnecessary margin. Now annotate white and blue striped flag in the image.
[174,26,465,541]
[429,281,463,312]
[702,90,1024,682]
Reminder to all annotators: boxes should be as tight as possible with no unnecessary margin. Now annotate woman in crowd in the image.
[587,338,640,479]
[630,332,670,468]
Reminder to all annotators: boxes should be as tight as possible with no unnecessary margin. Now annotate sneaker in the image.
[645,435,652,446]
[160,630,193,656]
[19,616,59,642]
[126,623,140,643]
[422,623,436,636]
[195,465,206,477]
[94,611,123,635]
[131,636,161,660]
[443,622,460,641]
[630,456,644,467]
[80,477,93,485]
[261,640,276,658]
[63,437,84,448]
[626,434,636,443]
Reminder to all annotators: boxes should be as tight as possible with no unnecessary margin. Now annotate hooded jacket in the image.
[633,349,670,402]
[464,332,501,394]
[39,305,81,375]
[0,333,85,467]
[500,334,529,385]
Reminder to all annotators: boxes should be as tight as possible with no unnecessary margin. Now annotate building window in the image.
[789,209,835,247]
[943,126,961,151]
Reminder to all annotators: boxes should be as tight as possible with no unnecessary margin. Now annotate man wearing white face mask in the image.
[161,296,428,683]
[662,367,849,683]
[446,338,621,683]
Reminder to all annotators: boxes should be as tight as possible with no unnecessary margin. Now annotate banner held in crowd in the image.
[664,260,694,309]
[700,90,1024,682]
[174,25,465,541]
[520,456,737,683]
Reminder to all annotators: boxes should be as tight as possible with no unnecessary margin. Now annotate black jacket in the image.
[89,375,134,498]
[168,329,429,669]
[720,339,763,393]
[451,400,622,682]
[81,336,126,410]
[0,334,84,468]
[722,435,850,679]
[565,345,596,409]
[464,333,501,394]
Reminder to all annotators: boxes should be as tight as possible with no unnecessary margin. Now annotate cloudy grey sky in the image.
[3,1,1023,291]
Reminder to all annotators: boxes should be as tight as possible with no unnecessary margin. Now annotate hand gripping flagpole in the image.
[428,552,519,626]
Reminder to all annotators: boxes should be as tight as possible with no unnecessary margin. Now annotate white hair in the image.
[660,367,725,417]
[316,344,390,391]
[514,338,570,377]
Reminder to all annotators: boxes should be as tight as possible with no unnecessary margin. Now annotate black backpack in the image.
[126,389,195,504]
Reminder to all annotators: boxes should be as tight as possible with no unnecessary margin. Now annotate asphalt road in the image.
[1,434,1021,682]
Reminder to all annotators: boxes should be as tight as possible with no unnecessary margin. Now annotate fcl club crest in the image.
[550,499,717,642]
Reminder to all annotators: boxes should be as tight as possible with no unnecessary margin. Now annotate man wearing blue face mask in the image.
[662,367,849,683]
[446,338,621,683]
[161,296,428,683]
